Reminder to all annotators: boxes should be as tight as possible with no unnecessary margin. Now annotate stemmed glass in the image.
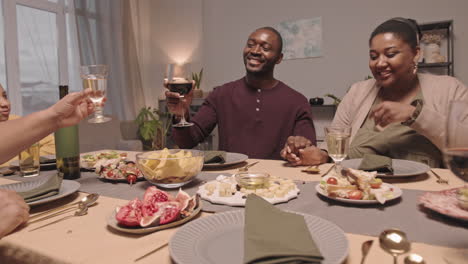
[444,100,468,182]
[167,79,194,127]
[80,64,111,123]
[325,125,351,175]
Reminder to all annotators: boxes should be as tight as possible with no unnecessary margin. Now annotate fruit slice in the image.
[139,208,163,227]
[142,187,174,217]
[159,202,181,225]
[115,198,143,227]
[175,188,191,211]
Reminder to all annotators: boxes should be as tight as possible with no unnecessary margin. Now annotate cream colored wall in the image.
[201,0,468,103]
[133,0,204,109]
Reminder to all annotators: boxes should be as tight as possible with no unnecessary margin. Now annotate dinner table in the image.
[0,150,467,264]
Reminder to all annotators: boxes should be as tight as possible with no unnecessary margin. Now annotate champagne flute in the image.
[444,100,468,182]
[325,125,351,175]
[167,78,194,127]
[80,65,111,123]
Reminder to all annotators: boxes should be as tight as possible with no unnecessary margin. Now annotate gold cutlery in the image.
[321,164,335,177]
[404,253,426,264]
[238,161,259,172]
[29,205,88,232]
[360,240,373,264]
[430,169,449,184]
[29,193,99,222]
[379,229,410,264]
[134,242,168,262]
[302,165,320,174]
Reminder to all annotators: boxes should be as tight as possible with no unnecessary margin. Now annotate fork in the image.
[431,169,449,184]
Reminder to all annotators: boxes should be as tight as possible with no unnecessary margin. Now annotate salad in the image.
[319,168,395,204]
[81,151,127,168]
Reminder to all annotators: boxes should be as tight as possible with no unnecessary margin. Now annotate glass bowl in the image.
[136,149,204,188]
[235,172,270,190]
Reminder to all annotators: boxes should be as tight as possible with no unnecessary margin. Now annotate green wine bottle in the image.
[54,85,81,179]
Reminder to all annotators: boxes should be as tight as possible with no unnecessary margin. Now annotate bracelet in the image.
[401,99,423,126]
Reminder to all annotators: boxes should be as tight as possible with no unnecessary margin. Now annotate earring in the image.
[413,63,418,74]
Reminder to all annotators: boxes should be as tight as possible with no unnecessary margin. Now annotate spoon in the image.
[238,161,259,172]
[360,240,374,264]
[29,193,99,222]
[379,229,411,264]
[404,253,426,264]
[29,204,89,232]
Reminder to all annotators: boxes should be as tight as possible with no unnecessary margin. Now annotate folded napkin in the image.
[244,195,323,264]
[204,151,226,164]
[17,174,63,203]
[358,154,393,173]
[39,156,56,164]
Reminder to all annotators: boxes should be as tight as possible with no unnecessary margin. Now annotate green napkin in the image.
[204,151,226,164]
[17,174,63,203]
[244,195,323,264]
[358,154,394,173]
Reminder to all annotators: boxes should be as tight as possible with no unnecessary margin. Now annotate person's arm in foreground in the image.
[0,190,29,238]
[0,89,94,164]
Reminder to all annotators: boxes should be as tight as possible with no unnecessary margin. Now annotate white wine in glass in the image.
[444,100,468,182]
[80,64,111,123]
[325,125,351,175]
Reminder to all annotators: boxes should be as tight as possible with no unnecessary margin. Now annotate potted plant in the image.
[135,107,171,150]
[191,68,204,98]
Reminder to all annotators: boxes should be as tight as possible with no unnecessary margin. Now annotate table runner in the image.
[6,171,468,249]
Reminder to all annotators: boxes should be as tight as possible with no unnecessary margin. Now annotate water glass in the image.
[325,125,351,175]
[19,143,40,177]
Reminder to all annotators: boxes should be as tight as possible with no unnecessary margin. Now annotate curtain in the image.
[72,0,145,121]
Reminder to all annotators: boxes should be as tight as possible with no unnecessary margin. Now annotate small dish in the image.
[235,172,270,189]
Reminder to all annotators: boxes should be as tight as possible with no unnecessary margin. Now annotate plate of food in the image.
[95,160,144,184]
[203,152,248,168]
[316,168,402,205]
[170,210,349,264]
[107,186,202,234]
[197,174,300,206]
[419,187,468,221]
[80,150,128,170]
[341,158,430,177]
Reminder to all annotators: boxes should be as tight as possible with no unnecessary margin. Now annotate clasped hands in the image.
[280,136,328,166]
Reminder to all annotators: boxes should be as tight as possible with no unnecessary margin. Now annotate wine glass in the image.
[167,78,194,127]
[444,100,468,182]
[325,125,351,175]
[80,64,111,123]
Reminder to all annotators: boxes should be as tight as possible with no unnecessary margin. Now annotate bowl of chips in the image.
[136,148,204,188]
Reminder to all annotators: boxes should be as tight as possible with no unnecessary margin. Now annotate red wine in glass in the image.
[444,148,468,181]
[167,79,194,127]
[445,100,468,182]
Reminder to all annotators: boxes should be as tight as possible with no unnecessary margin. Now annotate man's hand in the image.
[370,101,416,128]
[48,88,96,128]
[0,190,29,238]
[164,80,195,118]
[281,136,314,166]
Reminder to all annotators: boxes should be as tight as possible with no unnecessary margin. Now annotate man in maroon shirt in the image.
[165,27,317,160]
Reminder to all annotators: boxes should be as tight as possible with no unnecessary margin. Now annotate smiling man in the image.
[165,27,316,159]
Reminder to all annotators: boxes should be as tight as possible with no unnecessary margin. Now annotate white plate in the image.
[315,183,402,205]
[198,181,300,206]
[170,210,349,264]
[341,159,430,177]
[107,202,202,234]
[203,152,248,168]
[0,180,80,206]
[419,188,468,222]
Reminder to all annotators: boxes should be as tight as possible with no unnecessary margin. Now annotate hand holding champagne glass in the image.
[444,100,468,182]
[325,125,351,175]
[80,65,110,123]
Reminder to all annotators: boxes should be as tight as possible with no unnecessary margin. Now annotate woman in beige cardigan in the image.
[281,18,468,167]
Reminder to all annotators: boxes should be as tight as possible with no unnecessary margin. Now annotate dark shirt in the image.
[172,77,316,160]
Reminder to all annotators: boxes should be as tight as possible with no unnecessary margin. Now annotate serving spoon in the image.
[360,240,373,264]
[404,253,425,264]
[29,193,99,222]
[379,229,411,264]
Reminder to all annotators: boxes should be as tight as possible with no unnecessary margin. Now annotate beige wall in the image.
[201,0,468,103]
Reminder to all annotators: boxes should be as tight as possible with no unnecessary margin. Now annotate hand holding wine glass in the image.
[444,100,468,182]
[164,79,195,127]
[80,65,111,123]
